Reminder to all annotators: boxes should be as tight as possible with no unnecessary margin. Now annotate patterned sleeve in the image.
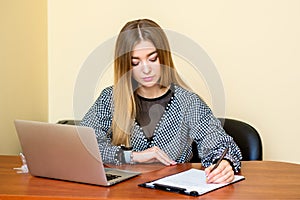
[186,93,242,172]
[80,87,124,165]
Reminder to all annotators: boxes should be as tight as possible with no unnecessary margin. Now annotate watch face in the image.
[123,148,133,164]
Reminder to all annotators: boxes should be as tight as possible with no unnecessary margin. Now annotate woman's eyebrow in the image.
[131,50,157,59]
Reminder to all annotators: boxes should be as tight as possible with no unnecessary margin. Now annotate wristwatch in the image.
[121,146,133,164]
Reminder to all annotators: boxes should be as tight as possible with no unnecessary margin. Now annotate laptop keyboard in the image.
[106,173,121,181]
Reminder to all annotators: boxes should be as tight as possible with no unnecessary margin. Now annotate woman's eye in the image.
[131,61,139,66]
[149,56,158,62]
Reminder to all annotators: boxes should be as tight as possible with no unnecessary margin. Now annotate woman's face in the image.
[131,40,161,89]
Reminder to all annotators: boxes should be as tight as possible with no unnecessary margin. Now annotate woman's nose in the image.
[142,61,151,74]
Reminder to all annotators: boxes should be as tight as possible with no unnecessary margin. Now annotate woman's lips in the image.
[142,76,154,82]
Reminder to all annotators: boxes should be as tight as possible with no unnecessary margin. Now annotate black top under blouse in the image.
[135,86,174,139]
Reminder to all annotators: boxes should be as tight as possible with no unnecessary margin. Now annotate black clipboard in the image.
[139,182,200,196]
[138,168,245,197]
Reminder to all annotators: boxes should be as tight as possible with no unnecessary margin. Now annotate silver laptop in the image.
[14,120,140,186]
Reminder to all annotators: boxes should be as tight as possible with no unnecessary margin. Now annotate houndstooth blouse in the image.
[80,84,242,172]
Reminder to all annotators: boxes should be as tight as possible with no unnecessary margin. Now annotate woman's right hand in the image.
[132,146,177,166]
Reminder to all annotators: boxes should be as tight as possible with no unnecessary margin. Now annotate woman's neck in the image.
[136,84,170,99]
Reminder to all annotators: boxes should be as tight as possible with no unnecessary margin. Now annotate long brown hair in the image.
[112,19,187,146]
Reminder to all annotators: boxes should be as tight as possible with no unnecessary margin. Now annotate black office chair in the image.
[191,118,263,162]
[57,119,81,126]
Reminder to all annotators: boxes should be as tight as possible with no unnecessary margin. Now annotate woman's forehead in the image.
[132,40,157,57]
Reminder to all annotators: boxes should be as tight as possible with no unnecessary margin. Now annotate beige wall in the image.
[48,0,300,164]
[0,0,48,155]
[2,0,299,163]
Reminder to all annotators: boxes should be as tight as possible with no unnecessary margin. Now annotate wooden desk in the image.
[0,155,299,199]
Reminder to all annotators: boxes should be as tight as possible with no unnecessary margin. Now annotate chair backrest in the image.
[57,120,81,126]
[220,118,263,161]
[191,118,263,162]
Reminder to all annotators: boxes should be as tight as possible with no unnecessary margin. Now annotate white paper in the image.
[145,168,245,195]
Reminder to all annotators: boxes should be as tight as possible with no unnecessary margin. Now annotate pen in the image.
[211,146,229,172]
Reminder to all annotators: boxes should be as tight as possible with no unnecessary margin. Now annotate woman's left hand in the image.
[204,160,234,183]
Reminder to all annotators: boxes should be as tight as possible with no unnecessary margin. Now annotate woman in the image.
[80,19,242,183]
